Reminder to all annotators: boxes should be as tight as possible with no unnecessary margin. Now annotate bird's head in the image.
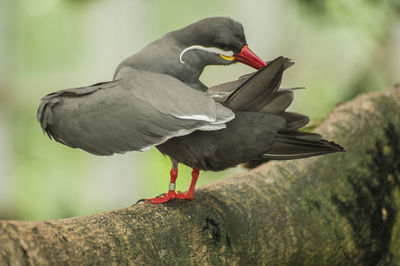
[172,17,266,70]
[114,17,266,90]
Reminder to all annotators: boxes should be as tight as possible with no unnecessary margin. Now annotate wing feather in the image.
[38,71,234,155]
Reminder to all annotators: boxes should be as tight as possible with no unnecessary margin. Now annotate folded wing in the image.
[37,70,234,155]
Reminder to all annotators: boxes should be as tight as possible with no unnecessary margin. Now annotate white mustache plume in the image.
[179,45,234,64]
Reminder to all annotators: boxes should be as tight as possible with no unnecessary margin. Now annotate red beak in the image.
[234,45,267,70]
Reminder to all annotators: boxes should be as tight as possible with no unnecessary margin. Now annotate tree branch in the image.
[1,84,400,265]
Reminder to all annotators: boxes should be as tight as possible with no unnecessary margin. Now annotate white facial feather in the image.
[179,45,234,64]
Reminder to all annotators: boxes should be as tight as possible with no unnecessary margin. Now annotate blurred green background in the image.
[0,0,399,220]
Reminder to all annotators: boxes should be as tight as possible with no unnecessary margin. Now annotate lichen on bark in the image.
[0,84,400,265]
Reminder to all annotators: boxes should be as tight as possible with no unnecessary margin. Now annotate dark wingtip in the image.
[242,138,344,169]
[321,138,345,152]
[264,56,294,70]
[283,57,294,69]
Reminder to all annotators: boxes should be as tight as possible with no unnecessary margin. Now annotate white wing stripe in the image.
[174,114,215,122]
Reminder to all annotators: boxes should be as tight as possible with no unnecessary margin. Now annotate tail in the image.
[243,132,344,169]
[263,131,344,160]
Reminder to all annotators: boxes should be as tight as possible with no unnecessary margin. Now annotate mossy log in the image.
[1,84,400,265]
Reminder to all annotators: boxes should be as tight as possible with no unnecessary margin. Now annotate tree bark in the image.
[1,84,400,265]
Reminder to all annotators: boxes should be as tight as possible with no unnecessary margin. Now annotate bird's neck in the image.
[114,35,209,92]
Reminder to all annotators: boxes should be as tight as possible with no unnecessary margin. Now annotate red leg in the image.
[144,168,178,204]
[176,168,199,200]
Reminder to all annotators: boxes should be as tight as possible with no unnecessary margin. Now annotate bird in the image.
[37,17,343,204]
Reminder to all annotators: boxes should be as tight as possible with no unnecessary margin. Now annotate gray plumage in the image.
[157,57,343,171]
[37,17,343,172]
[114,17,246,91]
[38,70,234,155]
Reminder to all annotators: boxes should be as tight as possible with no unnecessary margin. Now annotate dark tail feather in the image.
[263,132,344,160]
[243,132,344,169]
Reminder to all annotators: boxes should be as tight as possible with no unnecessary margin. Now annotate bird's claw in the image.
[176,191,194,200]
[141,190,177,204]
[137,190,194,204]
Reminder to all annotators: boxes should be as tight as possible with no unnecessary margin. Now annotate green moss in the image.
[331,123,400,265]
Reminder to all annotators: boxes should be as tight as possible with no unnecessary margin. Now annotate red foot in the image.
[176,168,198,200]
[144,190,176,204]
[176,191,194,200]
[142,167,199,204]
